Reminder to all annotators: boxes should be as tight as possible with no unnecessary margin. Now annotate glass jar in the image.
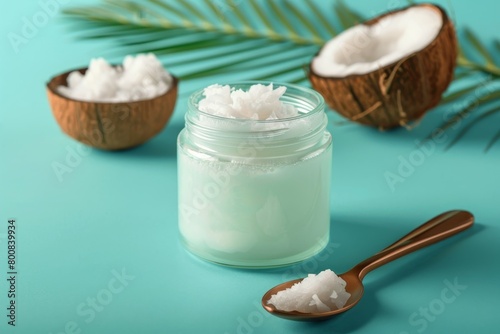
[177,82,332,267]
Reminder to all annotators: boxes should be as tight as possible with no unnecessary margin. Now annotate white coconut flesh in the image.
[312,6,443,77]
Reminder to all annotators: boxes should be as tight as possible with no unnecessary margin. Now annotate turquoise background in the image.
[1,0,499,333]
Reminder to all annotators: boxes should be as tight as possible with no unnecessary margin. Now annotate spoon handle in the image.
[352,210,474,280]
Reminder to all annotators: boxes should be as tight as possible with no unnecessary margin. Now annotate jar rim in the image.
[187,81,325,124]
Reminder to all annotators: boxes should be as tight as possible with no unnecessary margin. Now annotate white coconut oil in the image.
[177,82,332,267]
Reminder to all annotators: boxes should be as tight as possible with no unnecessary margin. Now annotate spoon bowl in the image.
[262,272,364,321]
[262,210,474,321]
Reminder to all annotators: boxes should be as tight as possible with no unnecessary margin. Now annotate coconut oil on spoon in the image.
[262,210,474,321]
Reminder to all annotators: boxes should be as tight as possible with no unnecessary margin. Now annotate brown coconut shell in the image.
[47,68,178,150]
[309,3,457,130]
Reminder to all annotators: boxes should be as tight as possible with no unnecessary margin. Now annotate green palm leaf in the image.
[457,29,500,78]
[283,1,324,43]
[434,27,500,150]
[62,0,365,84]
[463,28,496,68]
[334,0,363,29]
[445,105,500,150]
[441,83,480,105]
[307,0,338,36]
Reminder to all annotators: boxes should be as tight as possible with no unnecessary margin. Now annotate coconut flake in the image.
[57,53,173,102]
[309,294,331,313]
[198,84,298,120]
[312,6,443,77]
[267,269,351,313]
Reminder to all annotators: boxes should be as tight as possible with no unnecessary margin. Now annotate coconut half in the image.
[309,4,457,129]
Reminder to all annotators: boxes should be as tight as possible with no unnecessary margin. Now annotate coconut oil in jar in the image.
[177,82,332,267]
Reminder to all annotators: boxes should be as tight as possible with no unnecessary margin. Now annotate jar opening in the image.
[187,81,325,126]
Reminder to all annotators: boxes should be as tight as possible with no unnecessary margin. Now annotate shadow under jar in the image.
[177,82,332,268]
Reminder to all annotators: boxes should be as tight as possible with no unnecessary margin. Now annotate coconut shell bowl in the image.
[46,68,178,150]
